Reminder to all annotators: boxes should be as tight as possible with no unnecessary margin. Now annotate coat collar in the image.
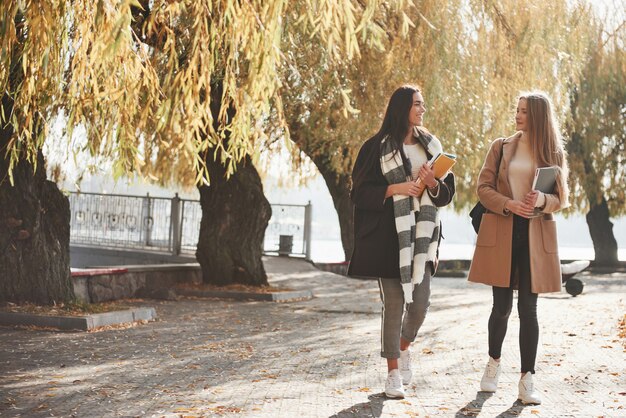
[497,131,523,199]
[501,131,523,164]
[502,131,522,144]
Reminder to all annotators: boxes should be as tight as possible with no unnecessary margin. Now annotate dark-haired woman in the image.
[348,85,455,399]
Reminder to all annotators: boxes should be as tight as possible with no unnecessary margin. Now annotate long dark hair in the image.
[352,85,424,191]
[375,85,421,151]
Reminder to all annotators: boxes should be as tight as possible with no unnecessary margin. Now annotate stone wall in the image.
[72,264,202,303]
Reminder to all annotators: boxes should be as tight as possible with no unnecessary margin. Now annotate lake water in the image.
[308,239,626,263]
[264,174,625,264]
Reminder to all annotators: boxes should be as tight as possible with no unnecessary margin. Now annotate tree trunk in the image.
[196,156,272,286]
[0,99,72,305]
[586,197,619,266]
[288,123,355,262]
[566,107,619,267]
[194,78,272,287]
[317,165,353,262]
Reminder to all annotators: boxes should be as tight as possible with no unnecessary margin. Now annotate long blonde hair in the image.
[519,91,569,206]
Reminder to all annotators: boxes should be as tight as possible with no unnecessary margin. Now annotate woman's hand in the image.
[505,199,535,218]
[524,190,539,207]
[386,181,422,198]
[417,163,437,188]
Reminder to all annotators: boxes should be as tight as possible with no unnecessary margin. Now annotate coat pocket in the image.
[476,213,497,247]
[541,219,558,254]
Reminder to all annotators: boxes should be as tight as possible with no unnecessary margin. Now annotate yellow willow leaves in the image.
[0,1,69,182]
[278,0,607,211]
[565,12,626,216]
[2,0,400,187]
[66,0,160,171]
[5,0,617,199]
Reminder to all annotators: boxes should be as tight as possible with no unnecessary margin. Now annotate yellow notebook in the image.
[416,152,457,195]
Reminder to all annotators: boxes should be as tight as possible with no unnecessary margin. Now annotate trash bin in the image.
[278,235,293,256]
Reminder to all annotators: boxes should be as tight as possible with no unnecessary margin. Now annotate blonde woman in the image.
[468,91,569,405]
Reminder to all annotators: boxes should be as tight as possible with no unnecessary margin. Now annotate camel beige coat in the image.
[468,133,567,293]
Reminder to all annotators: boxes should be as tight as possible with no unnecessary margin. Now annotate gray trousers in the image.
[378,270,432,359]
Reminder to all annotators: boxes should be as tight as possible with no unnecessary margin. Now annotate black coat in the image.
[347,135,456,279]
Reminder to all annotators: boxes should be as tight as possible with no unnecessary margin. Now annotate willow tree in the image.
[566,15,625,266]
[0,4,74,304]
[281,0,592,260]
[1,0,410,303]
[1,0,173,304]
[280,8,426,262]
[123,1,408,286]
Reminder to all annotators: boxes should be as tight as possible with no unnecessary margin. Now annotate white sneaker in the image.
[518,373,542,405]
[384,369,405,399]
[399,349,412,385]
[480,357,501,392]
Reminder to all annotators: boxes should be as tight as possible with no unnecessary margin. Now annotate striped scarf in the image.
[380,127,442,304]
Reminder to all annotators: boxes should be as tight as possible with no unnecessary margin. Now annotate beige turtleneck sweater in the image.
[508,135,546,208]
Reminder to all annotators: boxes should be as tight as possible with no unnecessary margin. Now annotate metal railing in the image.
[68,192,312,259]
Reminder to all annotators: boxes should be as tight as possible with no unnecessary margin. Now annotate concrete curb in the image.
[0,307,157,331]
[435,270,468,278]
[314,260,470,278]
[176,288,314,302]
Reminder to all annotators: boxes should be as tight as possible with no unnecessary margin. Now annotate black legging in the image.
[488,215,538,374]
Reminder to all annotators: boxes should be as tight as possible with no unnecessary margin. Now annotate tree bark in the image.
[316,161,354,262]
[196,156,272,286]
[566,87,619,268]
[0,12,72,305]
[586,197,619,266]
[194,79,271,287]
[0,99,72,305]
[568,130,619,267]
[288,123,355,262]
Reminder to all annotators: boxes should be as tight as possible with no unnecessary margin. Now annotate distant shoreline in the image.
[304,239,626,263]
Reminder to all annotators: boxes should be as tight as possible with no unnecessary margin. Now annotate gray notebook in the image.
[532,166,558,193]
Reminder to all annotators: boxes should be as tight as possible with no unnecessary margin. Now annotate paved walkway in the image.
[1,256,625,418]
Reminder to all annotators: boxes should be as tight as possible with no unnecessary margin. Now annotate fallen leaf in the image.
[173,407,194,412]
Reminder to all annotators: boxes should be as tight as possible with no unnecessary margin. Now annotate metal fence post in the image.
[170,193,182,255]
[144,193,152,246]
[304,200,313,261]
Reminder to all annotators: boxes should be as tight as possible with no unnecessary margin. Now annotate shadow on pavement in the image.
[455,391,493,417]
[329,393,386,417]
[495,400,529,417]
